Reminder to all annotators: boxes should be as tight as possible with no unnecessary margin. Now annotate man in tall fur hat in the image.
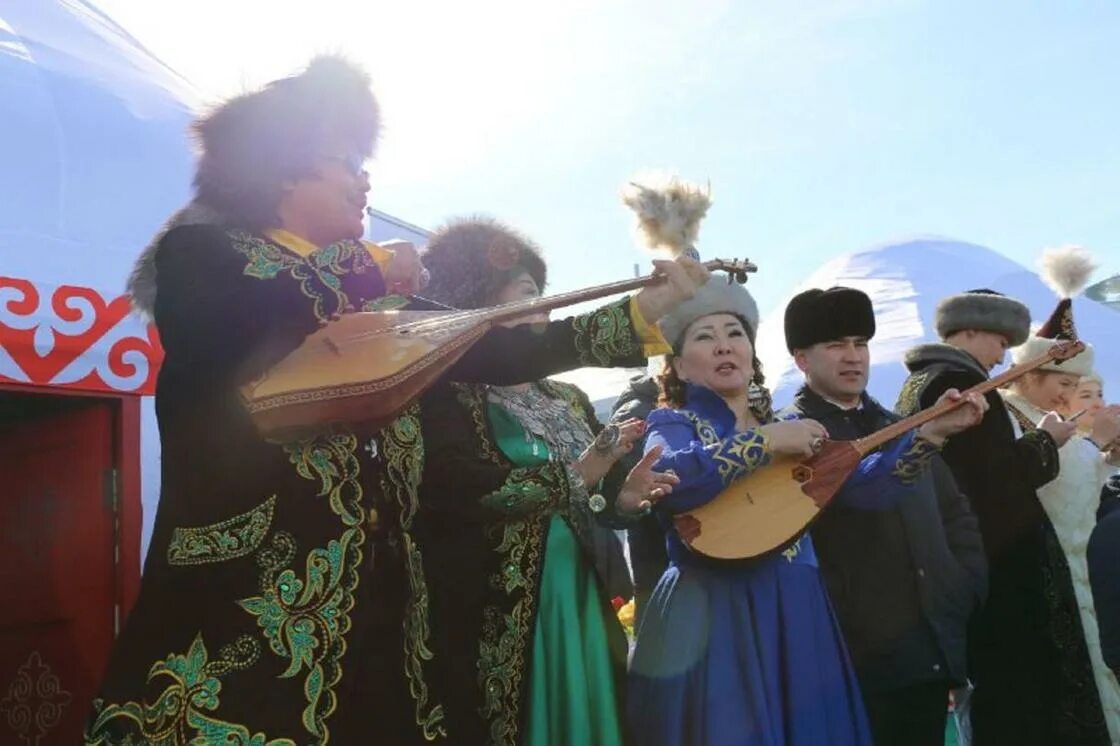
[779,287,987,746]
[896,283,1109,745]
[84,58,708,745]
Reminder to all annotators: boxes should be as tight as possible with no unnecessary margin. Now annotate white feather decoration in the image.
[1038,245,1098,298]
[621,172,711,257]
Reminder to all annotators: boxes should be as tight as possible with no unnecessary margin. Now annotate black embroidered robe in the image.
[412,379,638,746]
[84,224,652,745]
[897,343,1109,746]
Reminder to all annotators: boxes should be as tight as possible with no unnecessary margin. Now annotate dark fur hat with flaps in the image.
[783,287,875,353]
[1011,245,1097,377]
[658,278,760,351]
[126,56,379,318]
[420,216,547,310]
[192,54,380,231]
[935,289,1030,346]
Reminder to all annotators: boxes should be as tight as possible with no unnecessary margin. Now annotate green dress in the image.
[488,402,625,746]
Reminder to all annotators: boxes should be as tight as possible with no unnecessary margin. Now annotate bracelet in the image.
[564,463,592,506]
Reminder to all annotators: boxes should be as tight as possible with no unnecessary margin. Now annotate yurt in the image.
[0,3,426,742]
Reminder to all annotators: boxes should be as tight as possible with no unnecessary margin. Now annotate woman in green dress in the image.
[84,59,704,744]
[415,217,677,745]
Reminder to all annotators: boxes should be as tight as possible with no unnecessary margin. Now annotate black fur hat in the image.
[421,216,547,310]
[191,55,380,231]
[784,287,876,353]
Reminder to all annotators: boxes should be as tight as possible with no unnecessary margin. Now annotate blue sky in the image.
[99,0,1120,315]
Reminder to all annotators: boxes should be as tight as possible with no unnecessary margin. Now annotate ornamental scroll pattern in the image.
[167,497,277,567]
[570,300,640,367]
[378,407,448,741]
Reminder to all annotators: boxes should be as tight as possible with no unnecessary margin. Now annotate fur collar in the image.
[127,201,227,318]
[903,342,989,380]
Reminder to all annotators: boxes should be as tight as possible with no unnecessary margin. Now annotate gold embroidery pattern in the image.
[478,518,547,746]
[680,411,720,448]
[84,635,292,746]
[380,407,447,741]
[478,464,569,517]
[2,651,73,745]
[168,497,277,567]
[891,436,942,486]
[454,387,550,745]
[894,370,931,417]
[454,384,505,466]
[235,432,365,742]
[679,411,770,483]
[231,232,374,323]
[570,299,640,367]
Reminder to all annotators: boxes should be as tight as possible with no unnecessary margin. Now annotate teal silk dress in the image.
[488,402,626,746]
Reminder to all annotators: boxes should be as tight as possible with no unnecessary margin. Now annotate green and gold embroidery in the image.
[478,518,548,746]
[167,497,277,567]
[284,435,364,529]
[379,407,447,741]
[240,431,366,742]
[230,232,351,322]
[479,463,569,517]
[455,384,505,466]
[891,435,942,486]
[362,294,410,312]
[570,299,640,367]
[84,634,293,746]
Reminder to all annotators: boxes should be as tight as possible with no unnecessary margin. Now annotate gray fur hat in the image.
[935,289,1031,346]
[658,278,760,350]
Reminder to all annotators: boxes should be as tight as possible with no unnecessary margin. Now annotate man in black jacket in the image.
[895,289,1107,745]
[778,287,988,746]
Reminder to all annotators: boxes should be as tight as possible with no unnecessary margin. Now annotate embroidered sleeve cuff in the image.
[628,297,671,357]
[361,239,395,271]
[707,429,771,485]
[478,462,571,517]
[891,435,942,486]
[571,297,645,367]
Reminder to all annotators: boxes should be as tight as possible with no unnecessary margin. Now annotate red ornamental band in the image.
[0,276,163,394]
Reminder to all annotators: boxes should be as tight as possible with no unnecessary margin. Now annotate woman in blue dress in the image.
[627,279,985,746]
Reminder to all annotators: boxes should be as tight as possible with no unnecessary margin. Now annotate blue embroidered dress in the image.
[627,384,939,746]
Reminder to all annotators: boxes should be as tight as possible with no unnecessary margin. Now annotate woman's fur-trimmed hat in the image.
[420,216,547,310]
[935,290,1031,346]
[1010,246,1098,377]
[658,278,760,351]
[783,287,875,353]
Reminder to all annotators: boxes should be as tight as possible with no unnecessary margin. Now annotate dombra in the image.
[240,259,756,439]
[676,340,1086,561]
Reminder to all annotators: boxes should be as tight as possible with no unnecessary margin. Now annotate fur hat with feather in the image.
[1010,245,1099,376]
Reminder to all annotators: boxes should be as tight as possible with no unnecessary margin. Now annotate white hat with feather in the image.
[1011,245,1098,377]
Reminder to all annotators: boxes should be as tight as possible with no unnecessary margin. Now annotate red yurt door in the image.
[0,402,116,745]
